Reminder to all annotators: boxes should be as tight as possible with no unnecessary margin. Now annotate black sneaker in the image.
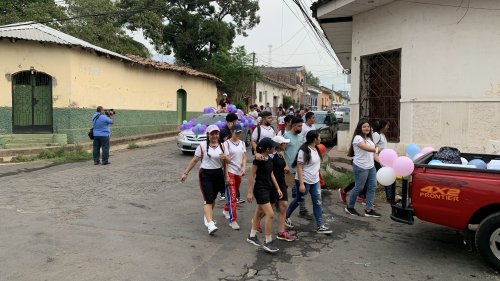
[344,207,361,216]
[94,161,100,165]
[299,210,313,220]
[365,209,382,218]
[102,161,110,165]
[246,235,262,247]
[317,225,333,234]
[263,241,279,253]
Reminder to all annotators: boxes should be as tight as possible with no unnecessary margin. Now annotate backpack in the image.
[252,125,276,155]
[432,146,461,164]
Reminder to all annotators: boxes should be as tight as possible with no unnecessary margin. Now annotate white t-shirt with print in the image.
[295,147,320,184]
[300,123,316,144]
[223,139,246,176]
[278,116,285,125]
[251,125,276,142]
[372,132,387,149]
[195,142,224,170]
[352,135,375,169]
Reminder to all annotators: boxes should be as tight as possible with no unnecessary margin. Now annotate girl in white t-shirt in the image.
[181,125,229,235]
[285,131,332,234]
[344,119,381,218]
[222,124,247,230]
[372,119,391,202]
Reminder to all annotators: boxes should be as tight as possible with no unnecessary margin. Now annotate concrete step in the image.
[329,160,352,173]
[4,143,60,149]
[2,138,57,144]
[330,156,351,165]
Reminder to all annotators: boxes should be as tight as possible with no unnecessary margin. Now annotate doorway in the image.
[176,89,187,124]
[12,71,53,133]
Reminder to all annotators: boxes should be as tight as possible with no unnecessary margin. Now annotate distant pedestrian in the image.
[264,102,272,114]
[301,112,316,144]
[92,106,114,165]
[219,93,230,109]
[277,111,286,133]
[246,137,283,253]
[180,125,228,235]
[249,105,259,119]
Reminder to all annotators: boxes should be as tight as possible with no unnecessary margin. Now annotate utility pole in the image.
[252,52,256,109]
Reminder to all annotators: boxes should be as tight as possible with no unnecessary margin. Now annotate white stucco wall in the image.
[348,0,500,153]
[254,81,290,109]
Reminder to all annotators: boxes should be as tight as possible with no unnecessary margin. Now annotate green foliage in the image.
[234,100,246,111]
[127,142,139,149]
[306,71,321,88]
[119,0,260,69]
[282,96,294,110]
[0,0,67,27]
[13,146,92,163]
[322,170,354,190]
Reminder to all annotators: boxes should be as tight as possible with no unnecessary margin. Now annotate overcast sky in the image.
[143,0,350,92]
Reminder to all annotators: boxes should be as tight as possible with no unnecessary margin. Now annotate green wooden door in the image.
[177,90,187,125]
[12,71,53,133]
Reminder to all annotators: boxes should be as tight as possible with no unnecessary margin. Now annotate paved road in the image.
[0,141,497,281]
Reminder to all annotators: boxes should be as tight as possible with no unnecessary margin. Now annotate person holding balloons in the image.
[180,124,228,235]
[372,119,391,203]
[344,119,381,218]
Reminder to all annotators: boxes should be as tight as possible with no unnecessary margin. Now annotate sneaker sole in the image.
[344,208,359,216]
[246,238,262,247]
[317,230,333,234]
[285,224,294,228]
[276,237,295,242]
[364,214,381,218]
[263,246,279,253]
[208,227,218,235]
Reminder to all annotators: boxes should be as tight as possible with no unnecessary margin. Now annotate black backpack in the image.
[251,125,276,155]
[433,146,461,164]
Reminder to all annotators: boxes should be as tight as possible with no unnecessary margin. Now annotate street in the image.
[0,140,498,281]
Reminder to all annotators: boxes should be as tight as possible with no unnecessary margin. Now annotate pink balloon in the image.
[421,146,435,155]
[379,149,398,167]
[393,156,415,177]
[413,153,424,160]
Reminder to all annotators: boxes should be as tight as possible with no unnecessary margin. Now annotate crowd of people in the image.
[179,95,386,254]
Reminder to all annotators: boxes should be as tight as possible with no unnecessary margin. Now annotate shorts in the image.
[254,187,278,205]
[199,168,225,204]
[277,183,288,202]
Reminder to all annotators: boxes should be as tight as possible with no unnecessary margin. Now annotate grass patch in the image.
[13,146,92,163]
[127,142,140,149]
[322,169,354,190]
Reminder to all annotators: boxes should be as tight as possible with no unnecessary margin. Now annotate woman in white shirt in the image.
[181,125,228,235]
[285,130,332,234]
[344,119,381,218]
[372,119,391,202]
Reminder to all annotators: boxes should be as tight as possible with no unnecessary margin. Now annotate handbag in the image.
[88,114,102,140]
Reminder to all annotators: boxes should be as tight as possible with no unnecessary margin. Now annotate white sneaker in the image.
[222,210,230,220]
[207,221,218,235]
[229,221,240,230]
[204,216,208,227]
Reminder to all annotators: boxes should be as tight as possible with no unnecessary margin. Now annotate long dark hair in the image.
[347,119,372,157]
[373,119,389,134]
[205,132,223,158]
[292,130,322,167]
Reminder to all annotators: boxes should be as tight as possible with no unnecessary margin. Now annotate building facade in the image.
[254,76,295,114]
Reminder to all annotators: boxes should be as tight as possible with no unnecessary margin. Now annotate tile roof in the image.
[260,76,296,90]
[0,22,222,82]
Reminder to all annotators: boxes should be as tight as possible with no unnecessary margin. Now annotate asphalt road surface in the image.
[0,141,498,281]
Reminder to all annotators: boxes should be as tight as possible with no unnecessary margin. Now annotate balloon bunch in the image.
[236,109,244,117]
[226,104,238,114]
[406,144,435,160]
[191,123,207,136]
[203,106,217,114]
[376,148,415,186]
[429,153,500,170]
[178,118,197,131]
[239,115,256,129]
[215,120,227,130]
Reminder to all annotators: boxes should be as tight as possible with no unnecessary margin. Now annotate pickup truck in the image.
[391,152,500,271]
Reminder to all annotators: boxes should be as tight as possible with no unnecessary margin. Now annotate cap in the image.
[256,116,262,123]
[231,124,243,133]
[290,105,294,109]
[206,124,220,133]
[222,93,228,96]
[272,136,290,144]
[257,137,279,150]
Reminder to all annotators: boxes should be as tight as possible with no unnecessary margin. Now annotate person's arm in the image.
[180,156,200,182]
[241,151,247,176]
[246,165,257,203]
[357,142,377,153]
[297,163,305,193]
[271,171,283,199]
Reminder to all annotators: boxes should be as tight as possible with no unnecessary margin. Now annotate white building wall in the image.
[255,81,288,109]
[349,0,500,153]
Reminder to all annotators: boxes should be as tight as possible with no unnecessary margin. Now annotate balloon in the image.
[393,156,414,177]
[317,144,326,155]
[377,167,397,186]
[421,146,435,155]
[236,109,244,116]
[428,160,443,165]
[468,159,487,169]
[182,120,187,125]
[406,144,421,158]
[460,157,468,165]
[413,153,424,160]
[203,107,215,114]
[379,149,398,167]
[488,160,500,170]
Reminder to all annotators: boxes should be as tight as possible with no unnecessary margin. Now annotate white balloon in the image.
[376,167,397,186]
[461,157,468,165]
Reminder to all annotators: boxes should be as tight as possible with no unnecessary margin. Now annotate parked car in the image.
[177,113,253,154]
[334,106,350,123]
[312,111,339,145]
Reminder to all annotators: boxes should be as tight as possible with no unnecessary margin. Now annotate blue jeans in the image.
[286,181,324,227]
[348,164,377,209]
[93,136,110,163]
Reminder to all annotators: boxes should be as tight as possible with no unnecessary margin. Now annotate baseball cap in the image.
[257,137,279,150]
[206,124,220,133]
[272,136,290,144]
[231,123,243,133]
[290,105,294,109]
[222,93,228,96]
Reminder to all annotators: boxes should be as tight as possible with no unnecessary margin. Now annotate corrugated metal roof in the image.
[0,22,131,61]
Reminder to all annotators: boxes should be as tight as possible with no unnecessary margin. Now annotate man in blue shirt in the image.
[92,106,114,165]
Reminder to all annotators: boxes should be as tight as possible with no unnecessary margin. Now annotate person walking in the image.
[180,125,228,235]
[92,106,113,165]
[344,119,381,218]
[218,112,239,201]
[301,112,316,144]
[372,119,391,203]
[271,136,297,242]
[246,138,283,253]
[222,124,247,230]
[251,111,276,157]
[286,131,332,234]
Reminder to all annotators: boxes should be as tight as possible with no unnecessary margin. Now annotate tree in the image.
[0,0,66,27]
[305,71,321,88]
[282,96,294,110]
[204,46,259,106]
[119,0,260,69]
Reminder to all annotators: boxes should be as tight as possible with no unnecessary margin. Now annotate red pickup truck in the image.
[391,152,500,271]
